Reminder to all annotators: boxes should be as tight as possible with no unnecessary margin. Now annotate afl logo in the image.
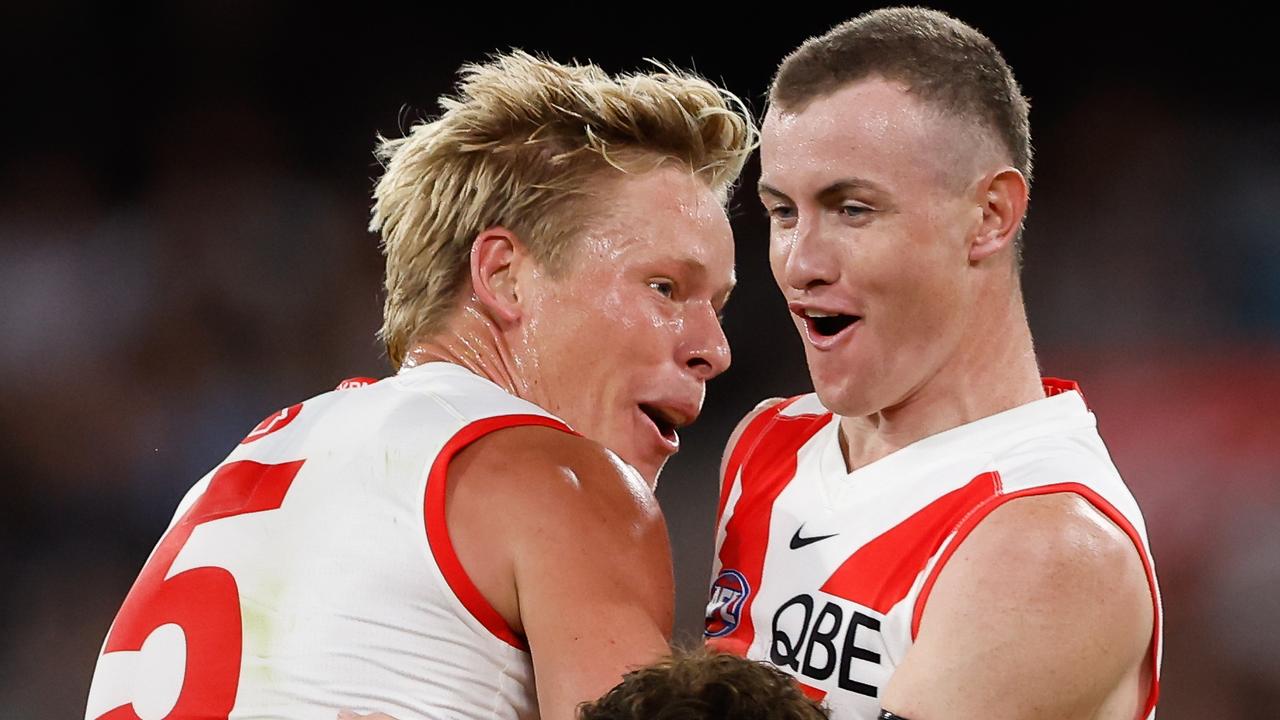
[705,569,750,638]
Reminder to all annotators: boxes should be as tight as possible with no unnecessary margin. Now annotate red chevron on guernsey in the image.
[708,401,832,656]
[819,472,1001,613]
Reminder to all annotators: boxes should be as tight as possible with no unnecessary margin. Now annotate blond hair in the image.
[370,50,756,367]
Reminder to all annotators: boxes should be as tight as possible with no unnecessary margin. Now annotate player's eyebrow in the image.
[758,177,887,202]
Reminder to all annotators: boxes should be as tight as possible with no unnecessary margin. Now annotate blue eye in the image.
[841,204,870,217]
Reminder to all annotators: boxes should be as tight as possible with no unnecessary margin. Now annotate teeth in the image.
[805,310,837,318]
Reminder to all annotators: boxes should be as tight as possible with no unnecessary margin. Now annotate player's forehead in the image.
[576,166,734,269]
[760,78,965,197]
[602,164,728,227]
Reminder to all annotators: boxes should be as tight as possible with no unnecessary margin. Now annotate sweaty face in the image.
[759,78,984,418]
[515,165,735,485]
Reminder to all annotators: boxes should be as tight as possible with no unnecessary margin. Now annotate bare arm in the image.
[881,493,1154,720]
[449,426,673,719]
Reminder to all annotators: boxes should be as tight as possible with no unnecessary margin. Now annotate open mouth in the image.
[639,403,680,445]
[806,312,861,338]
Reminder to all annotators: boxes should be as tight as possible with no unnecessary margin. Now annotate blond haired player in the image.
[85,51,753,719]
[707,9,1161,720]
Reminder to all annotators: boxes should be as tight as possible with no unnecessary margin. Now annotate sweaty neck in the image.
[837,284,1044,473]
[401,299,528,401]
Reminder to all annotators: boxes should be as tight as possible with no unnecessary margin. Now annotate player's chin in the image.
[805,349,848,394]
[619,439,669,489]
[612,447,663,488]
[593,429,653,487]
[637,456,667,488]
[810,367,871,416]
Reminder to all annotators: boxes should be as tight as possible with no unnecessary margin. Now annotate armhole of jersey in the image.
[715,397,800,525]
[909,481,1161,718]
[424,413,577,652]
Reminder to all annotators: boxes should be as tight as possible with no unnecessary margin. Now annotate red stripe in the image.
[819,472,1000,614]
[796,680,827,703]
[716,398,801,526]
[709,409,831,656]
[424,414,576,651]
[909,482,1161,718]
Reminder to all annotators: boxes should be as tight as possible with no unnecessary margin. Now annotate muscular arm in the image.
[880,494,1154,720]
[449,426,673,719]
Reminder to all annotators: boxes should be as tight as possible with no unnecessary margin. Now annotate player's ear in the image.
[969,167,1028,263]
[470,227,530,327]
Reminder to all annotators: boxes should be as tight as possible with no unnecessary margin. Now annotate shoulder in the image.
[944,492,1150,606]
[452,424,661,529]
[888,492,1155,718]
[724,398,788,455]
[720,395,823,484]
[918,492,1153,677]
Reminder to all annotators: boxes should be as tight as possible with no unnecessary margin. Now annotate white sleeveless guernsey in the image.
[706,379,1162,720]
[86,362,571,719]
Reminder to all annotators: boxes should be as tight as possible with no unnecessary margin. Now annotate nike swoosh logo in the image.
[790,526,838,549]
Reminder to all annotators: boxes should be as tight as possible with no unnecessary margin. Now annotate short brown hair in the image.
[577,648,829,720]
[771,6,1032,184]
[371,51,755,367]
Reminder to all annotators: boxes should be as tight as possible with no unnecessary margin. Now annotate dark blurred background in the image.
[1,3,1277,717]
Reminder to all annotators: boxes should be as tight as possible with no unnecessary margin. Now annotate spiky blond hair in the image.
[370,50,755,367]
